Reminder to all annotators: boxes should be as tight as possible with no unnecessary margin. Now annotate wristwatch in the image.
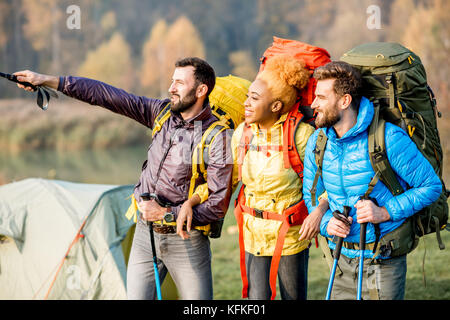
[163,211,175,223]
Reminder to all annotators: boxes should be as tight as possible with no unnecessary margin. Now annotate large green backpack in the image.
[338,42,449,257]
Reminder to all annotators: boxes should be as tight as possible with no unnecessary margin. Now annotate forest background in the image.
[0,0,448,161]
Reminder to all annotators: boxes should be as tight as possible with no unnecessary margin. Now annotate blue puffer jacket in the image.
[303,97,442,259]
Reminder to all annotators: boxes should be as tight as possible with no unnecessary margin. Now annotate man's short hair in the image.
[313,61,362,110]
[175,57,216,97]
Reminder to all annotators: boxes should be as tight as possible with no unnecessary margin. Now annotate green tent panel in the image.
[0,178,177,300]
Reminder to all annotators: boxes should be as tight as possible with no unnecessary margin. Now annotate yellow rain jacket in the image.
[231,113,315,256]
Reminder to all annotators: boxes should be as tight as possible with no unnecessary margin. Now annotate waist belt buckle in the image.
[254,208,264,219]
[287,212,296,225]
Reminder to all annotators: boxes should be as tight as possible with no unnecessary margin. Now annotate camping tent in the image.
[0,178,176,299]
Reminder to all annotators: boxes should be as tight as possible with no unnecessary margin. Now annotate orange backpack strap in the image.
[283,104,305,178]
[234,185,249,298]
[237,124,254,181]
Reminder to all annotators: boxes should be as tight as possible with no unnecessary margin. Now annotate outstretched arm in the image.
[13,70,166,128]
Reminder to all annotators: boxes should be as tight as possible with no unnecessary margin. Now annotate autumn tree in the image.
[165,15,206,65]
[140,16,205,98]
[140,19,169,98]
[100,11,118,40]
[401,0,450,112]
[77,32,134,91]
[22,0,63,74]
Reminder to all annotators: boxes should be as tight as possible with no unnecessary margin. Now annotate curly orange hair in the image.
[257,54,310,112]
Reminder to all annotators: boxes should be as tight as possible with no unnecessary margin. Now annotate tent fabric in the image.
[0,178,135,300]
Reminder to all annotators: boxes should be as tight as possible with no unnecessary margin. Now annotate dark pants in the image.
[245,249,309,300]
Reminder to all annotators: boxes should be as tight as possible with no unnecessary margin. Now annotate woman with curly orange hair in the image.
[231,54,329,300]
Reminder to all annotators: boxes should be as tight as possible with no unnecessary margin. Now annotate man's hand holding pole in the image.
[13,70,59,91]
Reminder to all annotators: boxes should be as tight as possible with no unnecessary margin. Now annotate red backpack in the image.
[238,37,331,178]
[235,37,331,300]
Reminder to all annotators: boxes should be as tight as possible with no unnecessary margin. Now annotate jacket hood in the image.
[326,96,374,141]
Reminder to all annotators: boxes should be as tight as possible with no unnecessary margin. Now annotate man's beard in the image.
[170,87,197,113]
[315,103,341,128]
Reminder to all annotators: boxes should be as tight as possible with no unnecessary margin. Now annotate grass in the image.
[211,199,450,300]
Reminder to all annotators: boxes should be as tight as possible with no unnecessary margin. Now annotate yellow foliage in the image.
[101,11,117,33]
[140,19,169,97]
[77,32,134,91]
[140,16,206,97]
[22,0,62,51]
[165,15,205,62]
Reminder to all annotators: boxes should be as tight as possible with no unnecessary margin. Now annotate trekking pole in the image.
[356,221,367,300]
[325,206,351,300]
[356,196,378,300]
[0,71,58,110]
[140,192,162,300]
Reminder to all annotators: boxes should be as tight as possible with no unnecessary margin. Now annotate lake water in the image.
[0,145,148,186]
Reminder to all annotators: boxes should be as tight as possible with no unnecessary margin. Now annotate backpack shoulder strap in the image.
[199,121,229,175]
[211,104,235,129]
[237,123,254,181]
[282,104,305,177]
[189,120,229,198]
[151,102,171,138]
[367,101,404,197]
[310,129,328,207]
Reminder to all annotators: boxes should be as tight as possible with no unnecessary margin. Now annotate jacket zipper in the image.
[154,127,182,188]
[338,142,348,202]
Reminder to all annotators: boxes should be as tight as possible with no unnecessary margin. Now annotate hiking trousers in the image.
[329,250,407,300]
[245,249,309,300]
[126,218,213,300]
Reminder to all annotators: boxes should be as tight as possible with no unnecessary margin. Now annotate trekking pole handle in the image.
[140,193,154,227]
[140,192,158,254]
[332,206,351,260]
[0,72,37,91]
[358,196,378,252]
[359,223,367,252]
[140,192,151,201]
[140,192,171,208]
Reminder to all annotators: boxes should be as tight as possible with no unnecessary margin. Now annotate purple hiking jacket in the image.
[58,76,233,226]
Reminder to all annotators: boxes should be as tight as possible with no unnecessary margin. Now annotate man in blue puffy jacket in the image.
[302,61,442,300]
